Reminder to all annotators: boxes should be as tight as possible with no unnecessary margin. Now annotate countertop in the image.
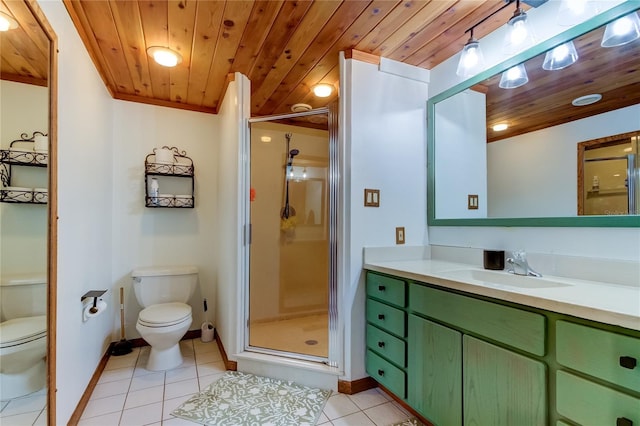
[364,259,640,332]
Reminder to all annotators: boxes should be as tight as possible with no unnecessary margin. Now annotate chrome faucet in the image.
[506,250,542,277]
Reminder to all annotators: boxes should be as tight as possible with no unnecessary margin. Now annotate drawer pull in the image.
[616,417,633,426]
[377,369,385,376]
[378,285,386,291]
[619,356,637,369]
[377,341,385,348]
[378,314,385,320]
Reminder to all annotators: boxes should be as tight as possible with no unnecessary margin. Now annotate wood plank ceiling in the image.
[3,0,638,140]
[59,0,518,117]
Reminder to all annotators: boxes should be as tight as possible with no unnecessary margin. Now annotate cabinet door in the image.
[408,315,462,426]
[464,335,547,426]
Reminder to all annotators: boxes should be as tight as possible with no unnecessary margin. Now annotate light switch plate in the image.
[364,189,380,207]
[395,227,405,245]
[468,194,479,210]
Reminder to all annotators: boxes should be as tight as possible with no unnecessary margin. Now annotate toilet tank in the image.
[131,266,198,308]
[0,274,47,320]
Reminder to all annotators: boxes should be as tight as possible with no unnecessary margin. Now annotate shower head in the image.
[289,149,300,157]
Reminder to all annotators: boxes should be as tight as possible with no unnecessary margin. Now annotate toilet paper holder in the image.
[81,290,107,313]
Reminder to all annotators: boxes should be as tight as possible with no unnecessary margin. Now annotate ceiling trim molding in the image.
[113,93,217,114]
[344,49,380,66]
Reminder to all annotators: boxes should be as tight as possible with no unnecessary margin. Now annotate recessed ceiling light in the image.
[312,83,334,98]
[572,94,602,106]
[0,11,18,31]
[147,46,182,67]
[492,123,509,131]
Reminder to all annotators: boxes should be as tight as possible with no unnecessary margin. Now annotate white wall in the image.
[340,55,429,380]
[488,104,640,217]
[37,1,115,423]
[435,89,487,218]
[110,101,219,340]
[0,81,49,278]
[216,73,250,361]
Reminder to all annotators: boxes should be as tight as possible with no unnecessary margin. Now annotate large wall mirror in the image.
[428,2,640,227]
[0,0,57,422]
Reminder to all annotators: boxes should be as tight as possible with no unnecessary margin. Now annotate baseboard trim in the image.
[214,328,237,371]
[337,376,378,394]
[377,383,434,426]
[67,343,112,426]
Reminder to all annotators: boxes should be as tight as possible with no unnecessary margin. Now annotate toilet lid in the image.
[138,303,191,327]
[0,316,47,348]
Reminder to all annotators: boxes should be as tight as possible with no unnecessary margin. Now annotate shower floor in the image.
[249,313,328,358]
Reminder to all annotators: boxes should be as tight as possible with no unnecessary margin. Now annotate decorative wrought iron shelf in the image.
[1,132,48,205]
[144,146,195,209]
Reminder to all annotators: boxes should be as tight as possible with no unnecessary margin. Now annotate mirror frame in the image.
[427,2,640,227]
[22,0,58,422]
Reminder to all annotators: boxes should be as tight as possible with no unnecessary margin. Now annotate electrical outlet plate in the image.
[395,227,405,244]
[364,189,380,207]
[468,194,479,210]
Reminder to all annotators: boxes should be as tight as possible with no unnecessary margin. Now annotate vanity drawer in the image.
[366,349,406,399]
[366,324,406,368]
[410,284,545,356]
[556,321,640,393]
[366,272,406,308]
[367,298,406,338]
[556,371,640,426]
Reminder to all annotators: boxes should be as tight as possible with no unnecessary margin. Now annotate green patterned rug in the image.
[390,417,425,426]
[171,371,331,425]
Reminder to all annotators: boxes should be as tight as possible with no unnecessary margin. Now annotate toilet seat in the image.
[138,302,191,328]
[0,316,47,349]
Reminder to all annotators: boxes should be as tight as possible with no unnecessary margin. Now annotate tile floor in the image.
[0,387,47,426]
[76,338,414,426]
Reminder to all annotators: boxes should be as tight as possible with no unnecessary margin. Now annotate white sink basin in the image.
[442,269,572,289]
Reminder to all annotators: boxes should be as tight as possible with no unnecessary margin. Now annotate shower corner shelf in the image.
[144,146,195,208]
[1,131,49,205]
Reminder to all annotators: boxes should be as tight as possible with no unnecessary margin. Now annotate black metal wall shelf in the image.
[1,132,48,205]
[144,146,195,208]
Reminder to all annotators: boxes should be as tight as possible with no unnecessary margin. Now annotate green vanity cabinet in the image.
[463,335,547,426]
[365,269,640,426]
[365,272,408,398]
[407,314,462,426]
[555,321,640,425]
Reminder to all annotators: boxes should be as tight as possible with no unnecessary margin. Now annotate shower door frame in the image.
[243,105,340,368]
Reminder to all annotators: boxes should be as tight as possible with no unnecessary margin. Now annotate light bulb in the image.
[503,10,536,55]
[499,64,529,89]
[602,12,640,47]
[456,38,485,78]
[542,41,579,70]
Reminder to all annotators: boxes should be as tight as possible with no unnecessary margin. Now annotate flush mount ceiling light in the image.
[147,46,182,67]
[492,123,509,131]
[556,0,597,26]
[312,83,334,98]
[0,11,18,31]
[571,94,602,106]
[542,41,579,70]
[601,12,640,47]
[499,63,529,89]
[503,0,537,55]
[456,29,485,79]
[260,136,271,143]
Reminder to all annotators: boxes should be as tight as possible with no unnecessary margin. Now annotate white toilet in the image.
[132,266,198,371]
[0,275,47,400]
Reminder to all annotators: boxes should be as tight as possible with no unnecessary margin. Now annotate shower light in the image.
[0,11,18,31]
[493,123,509,131]
[147,46,182,67]
[312,83,334,98]
[303,168,307,179]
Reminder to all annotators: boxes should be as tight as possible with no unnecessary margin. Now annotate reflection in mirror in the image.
[0,0,53,420]
[432,6,640,222]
